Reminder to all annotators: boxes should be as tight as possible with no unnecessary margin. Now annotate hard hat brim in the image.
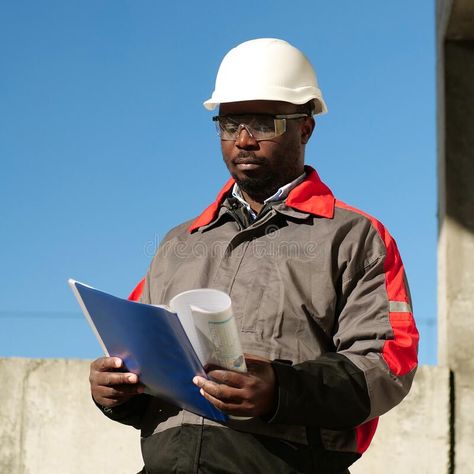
[203,91,328,115]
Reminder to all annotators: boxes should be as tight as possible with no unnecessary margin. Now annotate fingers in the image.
[198,388,244,414]
[193,376,242,402]
[89,357,143,408]
[94,382,145,405]
[193,357,277,417]
[93,371,139,387]
[91,356,123,372]
[193,376,245,414]
[206,369,245,388]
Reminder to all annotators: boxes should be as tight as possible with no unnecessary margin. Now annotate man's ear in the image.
[301,117,315,145]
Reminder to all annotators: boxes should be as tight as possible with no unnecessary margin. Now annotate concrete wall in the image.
[351,365,451,474]
[0,358,449,474]
[437,1,474,472]
[0,358,142,474]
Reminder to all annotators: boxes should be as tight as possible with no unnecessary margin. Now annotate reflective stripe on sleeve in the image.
[389,301,412,313]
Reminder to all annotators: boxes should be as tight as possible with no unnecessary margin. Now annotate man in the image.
[89,38,418,473]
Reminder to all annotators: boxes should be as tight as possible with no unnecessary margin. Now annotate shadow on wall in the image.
[444,41,474,233]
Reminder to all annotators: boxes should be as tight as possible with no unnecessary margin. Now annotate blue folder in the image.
[69,280,227,423]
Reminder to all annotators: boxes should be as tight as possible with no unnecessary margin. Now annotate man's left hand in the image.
[192,354,277,418]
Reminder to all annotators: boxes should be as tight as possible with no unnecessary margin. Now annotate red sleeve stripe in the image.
[383,311,419,375]
[335,200,419,376]
[355,418,379,454]
[128,278,145,302]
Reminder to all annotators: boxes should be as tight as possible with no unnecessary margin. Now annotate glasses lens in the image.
[215,115,286,140]
[216,116,241,140]
[247,116,277,139]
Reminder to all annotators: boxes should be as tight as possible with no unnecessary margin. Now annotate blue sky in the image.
[0,1,437,363]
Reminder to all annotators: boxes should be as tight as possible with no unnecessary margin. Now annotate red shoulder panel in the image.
[128,278,145,302]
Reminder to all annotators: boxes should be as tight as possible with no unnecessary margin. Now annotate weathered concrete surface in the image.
[448,0,474,39]
[1,359,449,473]
[0,358,142,474]
[438,1,474,472]
[438,0,474,41]
[351,366,450,474]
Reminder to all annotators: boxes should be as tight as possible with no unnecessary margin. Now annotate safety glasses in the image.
[212,113,309,141]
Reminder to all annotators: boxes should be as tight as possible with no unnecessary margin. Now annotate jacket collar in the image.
[188,165,335,233]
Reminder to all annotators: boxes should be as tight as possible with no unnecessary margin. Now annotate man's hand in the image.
[192,354,277,418]
[90,357,144,408]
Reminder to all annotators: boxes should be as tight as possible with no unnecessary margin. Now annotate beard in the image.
[226,151,285,201]
[223,137,304,201]
[232,173,281,201]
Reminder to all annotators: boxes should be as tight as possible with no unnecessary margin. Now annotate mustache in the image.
[233,152,266,164]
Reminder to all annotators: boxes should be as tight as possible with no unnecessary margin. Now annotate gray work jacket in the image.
[102,166,418,473]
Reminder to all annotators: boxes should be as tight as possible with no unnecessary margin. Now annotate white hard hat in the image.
[203,38,327,115]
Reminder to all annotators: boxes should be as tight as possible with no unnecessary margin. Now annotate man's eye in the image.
[252,120,274,133]
[222,121,239,133]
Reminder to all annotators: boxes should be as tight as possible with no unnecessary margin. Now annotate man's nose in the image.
[235,125,259,148]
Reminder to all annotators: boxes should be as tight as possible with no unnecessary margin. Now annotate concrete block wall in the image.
[437,1,474,471]
[0,358,142,474]
[351,365,451,473]
[0,358,450,473]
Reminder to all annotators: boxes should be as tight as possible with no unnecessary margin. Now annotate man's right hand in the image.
[90,357,144,408]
